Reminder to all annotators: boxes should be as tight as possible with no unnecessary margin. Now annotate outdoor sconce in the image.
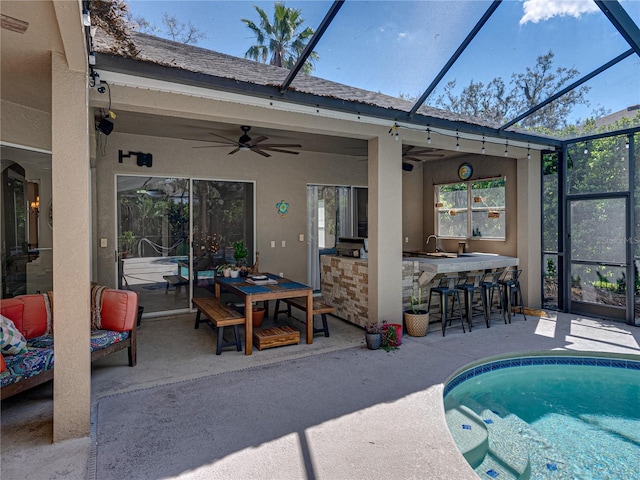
[402,162,413,171]
[30,196,40,216]
[119,150,153,168]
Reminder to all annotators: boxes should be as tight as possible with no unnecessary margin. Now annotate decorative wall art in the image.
[276,200,289,218]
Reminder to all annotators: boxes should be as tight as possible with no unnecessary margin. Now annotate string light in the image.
[455,130,460,151]
[527,143,531,160]
[481,135,486,155]
[584,141,589,155]
[504,140,509,157]
[427,127,432,144]
[626,137,630,149]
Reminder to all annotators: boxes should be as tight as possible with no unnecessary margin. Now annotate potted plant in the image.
[232,240,248,266]
[381,320,401,350]
[229,264,240,278]
[364,322,382,350]
[404,287,429,337]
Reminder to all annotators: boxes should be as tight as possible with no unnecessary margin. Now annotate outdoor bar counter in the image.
[321,253,519,328]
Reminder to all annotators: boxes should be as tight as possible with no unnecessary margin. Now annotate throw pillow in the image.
[0,353,6,373]
[0,314,28,355]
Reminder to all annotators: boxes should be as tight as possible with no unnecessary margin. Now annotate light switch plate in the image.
[281,240,286,248]
[270,241,276,248]
[299,233,304,242]
[100,238,108,248]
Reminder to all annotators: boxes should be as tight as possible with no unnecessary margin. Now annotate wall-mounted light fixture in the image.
[30,196,40,216]
[119,150,153,168]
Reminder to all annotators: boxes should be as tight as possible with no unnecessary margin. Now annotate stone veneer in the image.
[321,255,368,327]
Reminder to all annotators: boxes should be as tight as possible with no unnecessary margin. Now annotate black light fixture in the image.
[96,118,114,135]
[402,162,413,172]
[119,150,153,168]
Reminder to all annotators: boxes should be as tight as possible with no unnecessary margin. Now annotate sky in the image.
[126,0,640,125]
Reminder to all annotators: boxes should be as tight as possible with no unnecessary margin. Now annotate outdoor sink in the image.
[403,251,459,258]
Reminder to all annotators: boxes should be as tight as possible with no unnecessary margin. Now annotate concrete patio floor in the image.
[1,308,639,480]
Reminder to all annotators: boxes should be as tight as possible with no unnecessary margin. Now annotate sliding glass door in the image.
[116,176,254,315]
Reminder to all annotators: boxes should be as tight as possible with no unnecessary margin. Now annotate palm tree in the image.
[241,2,318,74]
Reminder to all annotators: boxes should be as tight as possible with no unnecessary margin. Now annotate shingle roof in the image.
[94,30,551,141]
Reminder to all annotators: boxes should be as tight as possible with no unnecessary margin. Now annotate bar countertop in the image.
[402,252,519,274]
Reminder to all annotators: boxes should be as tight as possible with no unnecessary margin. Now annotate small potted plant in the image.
[364,322,382,350]
[232,240,248,266]
[404,287,429,337]
[381,320,401,350]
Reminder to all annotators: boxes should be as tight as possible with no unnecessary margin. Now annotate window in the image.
[435,178,506,240]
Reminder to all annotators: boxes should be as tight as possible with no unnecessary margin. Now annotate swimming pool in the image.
[443,354,640,480]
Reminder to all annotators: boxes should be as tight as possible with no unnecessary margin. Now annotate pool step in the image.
[444,405,488,468]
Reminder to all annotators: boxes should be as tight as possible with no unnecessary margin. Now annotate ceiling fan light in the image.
[239,146,251,151]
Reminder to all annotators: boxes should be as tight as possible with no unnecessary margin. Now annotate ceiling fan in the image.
[186,125,301,157]
[402,145,445,163]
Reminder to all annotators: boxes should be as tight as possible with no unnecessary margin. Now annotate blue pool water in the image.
[443,355,640,480]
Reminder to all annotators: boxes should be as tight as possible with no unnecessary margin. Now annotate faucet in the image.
[426,235,440,252]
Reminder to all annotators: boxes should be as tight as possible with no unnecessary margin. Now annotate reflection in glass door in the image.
[568,196,630,321]
[191,180,254,300]
[117,176,190,314]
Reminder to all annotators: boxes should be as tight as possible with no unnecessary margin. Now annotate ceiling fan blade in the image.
[259,144,302,148]
[192,145,234,149]
[1,14,28,33]
[250,147,271,157]
[260,147,300,155]
[403,155,425,163]
[183,137,234,145]
[208,132,240,144]
[247,135,269,146]
[408,150,445,157]
[402,145,414,155]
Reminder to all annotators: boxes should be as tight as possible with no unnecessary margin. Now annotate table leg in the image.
[305,291,313,344]
[244,296,253,355]
[215,283,221,298]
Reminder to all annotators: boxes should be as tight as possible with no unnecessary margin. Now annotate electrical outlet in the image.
[281,240,286,248]
[278,272,283,277]
[405,237,409,243]
[270,241,275,248]
[299,233,304,242]
[100,238,107,248]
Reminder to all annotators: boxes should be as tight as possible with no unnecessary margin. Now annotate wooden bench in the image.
[164,274,189,296]
[273,297,335,337]
[193,297,245,355]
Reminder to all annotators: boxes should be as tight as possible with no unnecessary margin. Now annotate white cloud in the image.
[520,0,599,25]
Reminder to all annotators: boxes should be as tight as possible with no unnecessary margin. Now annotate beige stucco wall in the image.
[422,155,518,257]
[94,131,368,287]
[0,100,52,150]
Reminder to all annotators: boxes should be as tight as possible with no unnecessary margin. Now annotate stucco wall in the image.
[422,155,518,257]
[94,132,367,287]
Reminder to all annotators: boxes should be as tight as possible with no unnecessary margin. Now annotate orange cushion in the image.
[16,294,47,339]
[100,289,138,332]
[0,300,24,329]
[0,354,6,373]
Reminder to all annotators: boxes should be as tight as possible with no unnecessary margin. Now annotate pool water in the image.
[444,356,640,480]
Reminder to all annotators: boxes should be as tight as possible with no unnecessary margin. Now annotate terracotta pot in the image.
[252,307,265,328]
[404,311,429,337]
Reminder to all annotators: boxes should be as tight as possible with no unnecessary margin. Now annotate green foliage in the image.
[434,51,589,133]
[119,230,136,255]
[242,2,318,74]
[546,258,556,278]
[381,322,399,352]
[232,240,249,265]
[409,288,423,314]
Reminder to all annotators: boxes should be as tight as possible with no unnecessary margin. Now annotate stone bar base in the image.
[321,255,368,327]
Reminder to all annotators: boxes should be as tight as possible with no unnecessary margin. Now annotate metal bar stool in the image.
[498,269,527,324]
[428,276,465,336]
[480,269,504,326]
[456,273,489,331]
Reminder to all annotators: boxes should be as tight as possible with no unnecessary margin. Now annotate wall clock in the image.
[458,162,473,180]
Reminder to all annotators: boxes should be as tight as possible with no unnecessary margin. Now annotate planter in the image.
[365,332,382,350]
[404,310,429,337]
[252,307,265,328]
[230,269,240,278]
[382,323,402,347]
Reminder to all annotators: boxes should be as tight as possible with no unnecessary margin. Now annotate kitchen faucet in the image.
[426,234,440,252]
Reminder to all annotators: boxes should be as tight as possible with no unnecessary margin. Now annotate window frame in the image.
[435,176,506,240]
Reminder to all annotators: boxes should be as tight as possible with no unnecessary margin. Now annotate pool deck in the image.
[2,309,639,479]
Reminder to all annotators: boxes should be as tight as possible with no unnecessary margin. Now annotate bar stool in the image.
[480,269,504,326]
[498,269,527,324]
[428,276,465,336]
[456,273,489,331]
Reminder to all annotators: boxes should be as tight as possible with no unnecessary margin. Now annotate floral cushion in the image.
[90,330,129,352]
[0,346,54,387]
[0,314,28,355]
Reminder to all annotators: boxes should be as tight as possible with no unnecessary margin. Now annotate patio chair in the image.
[428,276,465,336]
[456,273,489,331]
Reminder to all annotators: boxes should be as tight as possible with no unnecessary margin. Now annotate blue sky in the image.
[127,0,640,125]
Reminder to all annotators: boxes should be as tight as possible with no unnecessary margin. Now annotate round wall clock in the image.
[458,162,473,180]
